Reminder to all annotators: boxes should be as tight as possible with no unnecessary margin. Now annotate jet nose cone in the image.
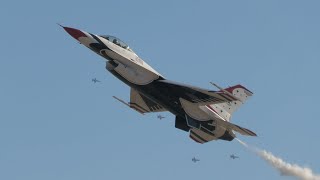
[60,25,87,40]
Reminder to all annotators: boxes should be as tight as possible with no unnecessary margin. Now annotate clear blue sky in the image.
[1,0,320,179]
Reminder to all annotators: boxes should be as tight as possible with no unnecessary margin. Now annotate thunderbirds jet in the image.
[92,78,101,83]
[192,157,200,163]
[230,154,239,159]
[157,115,165,120]
[61,26,257,144]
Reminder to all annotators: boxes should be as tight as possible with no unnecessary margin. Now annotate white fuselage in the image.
[77,32,162,85]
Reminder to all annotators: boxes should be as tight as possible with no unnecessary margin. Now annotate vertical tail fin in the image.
[206,84,253,121]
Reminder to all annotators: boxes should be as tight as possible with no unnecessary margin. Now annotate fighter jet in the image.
[192,157,200,163]
[230,154,239,159]
[92,78,101,83]
[61,26,257,144]
[157,115,165,120]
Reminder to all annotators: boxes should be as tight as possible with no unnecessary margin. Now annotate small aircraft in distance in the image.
[192,157,200,163]
[230,154,239,159]
[92,78,101,83]
[157,115,165,120]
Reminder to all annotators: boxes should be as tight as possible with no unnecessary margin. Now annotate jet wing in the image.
[189,119,256,144]
[130,88,167,114]
[157,80,237,105]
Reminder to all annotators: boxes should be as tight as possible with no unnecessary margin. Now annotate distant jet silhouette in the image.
[92,78,101,83]
[157,115,165,120]
[192,157,200,163]
[230,154,239,159]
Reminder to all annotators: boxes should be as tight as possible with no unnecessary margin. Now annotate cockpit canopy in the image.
[100,35,133,52]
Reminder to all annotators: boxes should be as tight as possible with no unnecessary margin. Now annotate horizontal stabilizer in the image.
[232,124,257,136]
[215,118,257,137]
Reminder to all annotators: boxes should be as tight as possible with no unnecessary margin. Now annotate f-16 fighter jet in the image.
[61,26,257,144]
[230,154,239,159]
[92,78,101,83]
[192,157,200,163]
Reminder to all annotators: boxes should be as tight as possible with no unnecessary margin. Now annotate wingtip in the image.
[246,128,257,137]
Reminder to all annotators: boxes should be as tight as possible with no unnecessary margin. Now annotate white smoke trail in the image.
[235,138,320,180]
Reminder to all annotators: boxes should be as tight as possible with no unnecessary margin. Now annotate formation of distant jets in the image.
[191,154,239,163]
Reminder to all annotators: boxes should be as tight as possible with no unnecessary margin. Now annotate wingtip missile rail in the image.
[112,96,145,115]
